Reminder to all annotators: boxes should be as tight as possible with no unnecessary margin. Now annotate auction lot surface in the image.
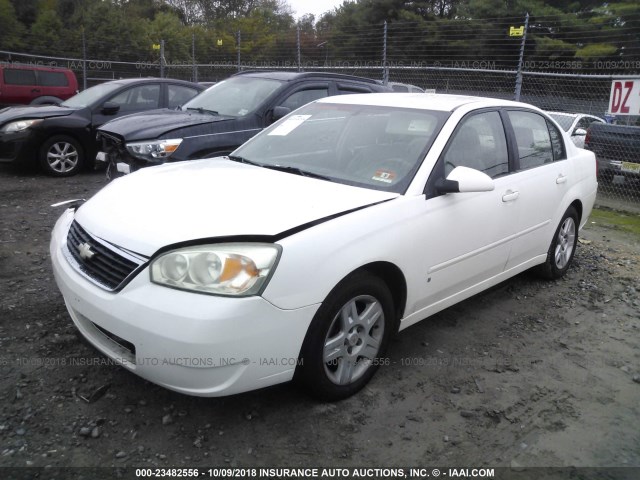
[0,166,639,472]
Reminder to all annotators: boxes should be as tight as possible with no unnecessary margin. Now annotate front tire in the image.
[296,271,395,401]
[536,206,579,279]
[39,135,84,177]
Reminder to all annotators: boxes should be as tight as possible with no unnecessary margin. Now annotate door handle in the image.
[556,174,567,184]
[502,190,519,202]
[31,88,41,93]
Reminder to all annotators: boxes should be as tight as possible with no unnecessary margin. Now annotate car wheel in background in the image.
[39,135,84,177]
[536,206,579,280]
[296,271,395,400]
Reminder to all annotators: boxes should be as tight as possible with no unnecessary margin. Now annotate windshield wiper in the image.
[186,107,219,115]
[227,155,263,167]
[262,164,333,182]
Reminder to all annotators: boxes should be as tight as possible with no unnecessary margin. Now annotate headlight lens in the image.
[125,138,183,161]
[150,243,280,296]
[2,119,42,133]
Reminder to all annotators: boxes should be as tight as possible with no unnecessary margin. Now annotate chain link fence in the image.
[1,15,639,206]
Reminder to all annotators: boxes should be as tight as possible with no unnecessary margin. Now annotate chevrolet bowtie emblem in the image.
[78,242,95,260]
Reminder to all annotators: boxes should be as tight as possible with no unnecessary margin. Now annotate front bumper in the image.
[50,210,319,396]
[0,130,39,165]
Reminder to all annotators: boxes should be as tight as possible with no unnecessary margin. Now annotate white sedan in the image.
[547,112,605,148]
[50,94,597,400]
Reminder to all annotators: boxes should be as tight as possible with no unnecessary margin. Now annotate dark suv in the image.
[97,71,391,174]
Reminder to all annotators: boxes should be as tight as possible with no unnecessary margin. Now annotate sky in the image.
[286,0,352,20]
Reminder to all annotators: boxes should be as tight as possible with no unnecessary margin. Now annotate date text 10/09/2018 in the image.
[134,467,496,478]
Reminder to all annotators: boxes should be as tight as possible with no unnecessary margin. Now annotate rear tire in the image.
[295,271,395,401]
[536,206,579,280]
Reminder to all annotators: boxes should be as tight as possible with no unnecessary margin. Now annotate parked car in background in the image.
[0,78,204,176]
[583,122,640,181]
[547,112,605,148]
[0,64,78,107]
[387,81,425,93]
[51,93,597,400]
[96,71,392,175]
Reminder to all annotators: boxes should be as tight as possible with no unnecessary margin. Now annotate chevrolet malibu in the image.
[50,94,597,400]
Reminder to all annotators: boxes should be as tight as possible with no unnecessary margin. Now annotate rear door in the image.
[503,109,572,269]
[36,70,73,100]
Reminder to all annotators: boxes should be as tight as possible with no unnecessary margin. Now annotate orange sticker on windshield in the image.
[372,169,396,183]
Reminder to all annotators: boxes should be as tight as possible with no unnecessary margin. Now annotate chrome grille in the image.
[66,221,144,290]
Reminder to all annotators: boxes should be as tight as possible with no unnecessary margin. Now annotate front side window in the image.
[442,111,509,178]
[508,110,554,169]
[3,69,36,86]
[108,84,160,112]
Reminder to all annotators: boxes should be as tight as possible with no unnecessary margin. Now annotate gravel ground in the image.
[0,167,639,476]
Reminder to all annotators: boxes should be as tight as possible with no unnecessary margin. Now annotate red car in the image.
[0,64,78,107]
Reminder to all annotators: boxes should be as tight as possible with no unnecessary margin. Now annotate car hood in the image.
[98,108,231,141]
[74,159,398,257]
[0,105,75,123]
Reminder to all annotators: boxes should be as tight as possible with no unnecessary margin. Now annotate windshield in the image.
[61,82,123,108]
[232,102,449,193]
[182,76,283,117]
[548,113,575,132]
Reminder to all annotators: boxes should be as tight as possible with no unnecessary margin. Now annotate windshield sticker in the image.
[268,115,312,136]
[372,169,396,184]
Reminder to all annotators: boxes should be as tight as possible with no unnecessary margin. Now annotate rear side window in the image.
[3,69,36,86]
[547,120,566,161]
[38,71,69,87]
[508,110,554,169]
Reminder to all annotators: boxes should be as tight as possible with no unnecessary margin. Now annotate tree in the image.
[0,0,24,50]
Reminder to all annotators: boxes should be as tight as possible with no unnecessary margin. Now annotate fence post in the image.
[297,25,301,72]
[160,39,165,78]
[81,27,87,90]
[192,31,197,82]
[237,30,241,72]
[514,12,529,101]
[382,21,389,85]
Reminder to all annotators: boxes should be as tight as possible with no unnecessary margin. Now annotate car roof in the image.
[547,112,579,117]
[102,78,203,87]
[233,70,382,85]
[317,92,535,112]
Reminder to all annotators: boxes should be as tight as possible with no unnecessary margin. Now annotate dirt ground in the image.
[0,166,639,476]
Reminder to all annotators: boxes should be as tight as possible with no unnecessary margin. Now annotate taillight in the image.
[584,127,591,147]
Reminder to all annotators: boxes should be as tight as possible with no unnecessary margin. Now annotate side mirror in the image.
[573,128,587,136]
[102,101,120,115]
[272,106,291,122]
[435,166,495,194]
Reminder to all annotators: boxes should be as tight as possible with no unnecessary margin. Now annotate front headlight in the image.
[150,243,280,296]
[2,119,42,133]
[125,138,183,161]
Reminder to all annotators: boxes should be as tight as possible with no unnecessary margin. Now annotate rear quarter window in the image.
[37,71,70,87]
